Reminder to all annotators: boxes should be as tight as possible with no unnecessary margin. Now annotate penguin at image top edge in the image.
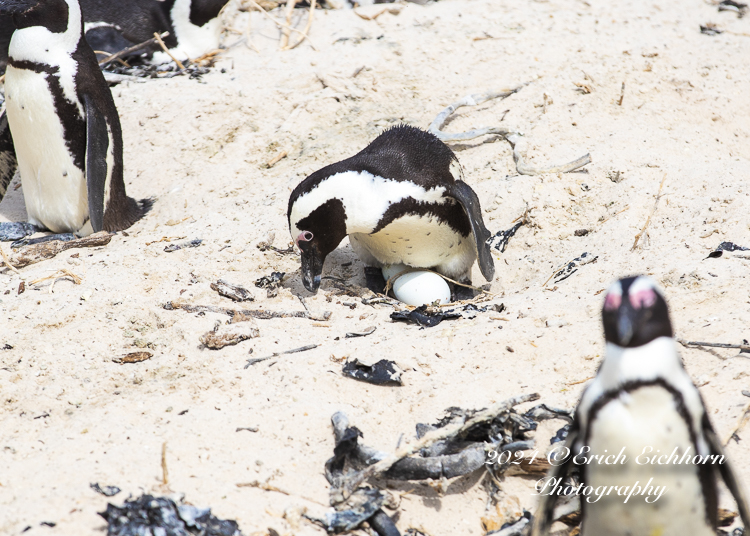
[0,0,230,73]
[531,275,750,536]
[287,124,495,293]
[0,0,150,237]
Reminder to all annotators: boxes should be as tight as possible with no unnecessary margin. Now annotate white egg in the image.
[381,263,410,282]
[385,270,452,306]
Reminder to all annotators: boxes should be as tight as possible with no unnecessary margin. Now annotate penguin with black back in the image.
[287,125,495,295]
[0,0,150,242]
[531,276,750,536]
[0,0,230,71]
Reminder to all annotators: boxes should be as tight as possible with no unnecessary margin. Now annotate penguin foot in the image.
[452,281,475,302]
[364,266,387,294]
[0,222,40,242]
[11,233,76,249]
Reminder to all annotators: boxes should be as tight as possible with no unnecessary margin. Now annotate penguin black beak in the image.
[300,248,324,293]
[616,308,635,346]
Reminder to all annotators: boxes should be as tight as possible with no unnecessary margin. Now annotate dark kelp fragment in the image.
[390,305,461,327]
[487,220,525,253]
[550,252,598,285]
[99,494,242,536]
[342,359,403,386]
[90,482,121,497]
[305,488,386,533]
[254,272,285,289]
[164,239,203,252]
[707,241,749,258]
[210,280,254,302]
[0,222,39,242]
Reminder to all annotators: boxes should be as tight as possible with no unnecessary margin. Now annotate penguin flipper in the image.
[703,416,750,530]
[531,426,579,536]
[0,111,18,203]
[446,180,495,281]
[84,94,109,233]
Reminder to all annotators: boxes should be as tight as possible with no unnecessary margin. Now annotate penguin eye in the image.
[295,231,314,248]
[603,292,621,311]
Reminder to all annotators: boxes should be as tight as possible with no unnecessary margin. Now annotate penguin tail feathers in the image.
[102,196,154,233]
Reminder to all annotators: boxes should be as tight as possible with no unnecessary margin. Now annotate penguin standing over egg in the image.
[532,276,750,536]
[287,125,495,302]
[0,0,150,242]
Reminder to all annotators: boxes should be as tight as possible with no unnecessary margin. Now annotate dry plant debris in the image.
[113,351,153,364]
[2,231,113,269]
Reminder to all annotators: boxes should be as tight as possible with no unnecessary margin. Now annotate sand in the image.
[1,0,749,534]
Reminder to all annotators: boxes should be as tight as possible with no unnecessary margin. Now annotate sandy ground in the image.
[1,0,750,534]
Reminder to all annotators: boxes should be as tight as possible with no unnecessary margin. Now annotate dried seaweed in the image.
[390,305,461,327]
[164,239,202,252]
[3,232,113,269]
[707,241,749,259]
[90,483,121,497]
[210,280,254,302]
[99,494,242,536]
[342,359,403,386]
[200,321,260,349]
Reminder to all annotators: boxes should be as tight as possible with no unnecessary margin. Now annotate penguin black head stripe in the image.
[531,276,750,536]
[0,0,150,236]
[602,275,673,347]
[287,125,495,293]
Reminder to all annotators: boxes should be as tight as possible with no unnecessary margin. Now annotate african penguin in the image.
[0,0,150,237]
[531,276,750,536]
[287,125,495,293]
[0,0,229,72]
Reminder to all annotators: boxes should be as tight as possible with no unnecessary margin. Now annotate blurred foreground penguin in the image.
[287,125,495,294]
[532,276,750,536]
[0,0,150,241]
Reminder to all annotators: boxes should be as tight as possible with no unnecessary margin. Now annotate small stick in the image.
[724,402,750,446]
[245,344,319,367]
[285,0,316,50]
[333,393,540,503]
[7,232,113,269]
[0,244,20,275]
[163,301,331,321]
[161,442,169,486]
[245,0,317,51]
[631,173,667,251]
[428,86,527,142]
[279,0,296,49]
[618,81,626,106]
[676,338,750,352]
[153,32,186,70]
[353,5,402,20]
[98,32,170,66]
[567,376,595,386]
[266,150,287,168]
[505,133,591,175]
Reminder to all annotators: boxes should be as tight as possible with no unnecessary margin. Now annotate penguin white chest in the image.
[5,66,89,234]
[349,214,476,279]
[582,386,712,536]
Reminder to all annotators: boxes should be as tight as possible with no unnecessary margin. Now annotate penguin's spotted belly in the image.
[584,386,711,536]
[5,66,88,234]
[349,214,475,279]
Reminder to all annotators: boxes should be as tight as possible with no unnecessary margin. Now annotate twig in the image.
[279,0,296,49]
[567,376,595,386]
[245,0,318,51]
[284,0,316,50]
[245,343,319,367]
[505,133,591,175]
[97,32,170,66]
[618,81,626,106]
[332,393,540,503]
[163,301,331,321]
[161,442,169,486]
[631,173,668,251]
[724,402,750,446]
[30,269,82,293]
[266,150,287,168]
[353,5,402,20]
[6,232,113,269]
[0,244,20,275]
[153,32,186,70]
[429,87,591,175]
[428,86,526,142]
[676,338,750,352]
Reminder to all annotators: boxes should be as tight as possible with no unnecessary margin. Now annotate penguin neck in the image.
[166,0,222,61]
[9,0,81,63]
[599,337,682,387]
[293,170,448,236]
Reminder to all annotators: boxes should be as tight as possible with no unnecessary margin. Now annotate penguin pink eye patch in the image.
[603,292,621,311]
[295,231,314,247]
[629,288,657,309]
